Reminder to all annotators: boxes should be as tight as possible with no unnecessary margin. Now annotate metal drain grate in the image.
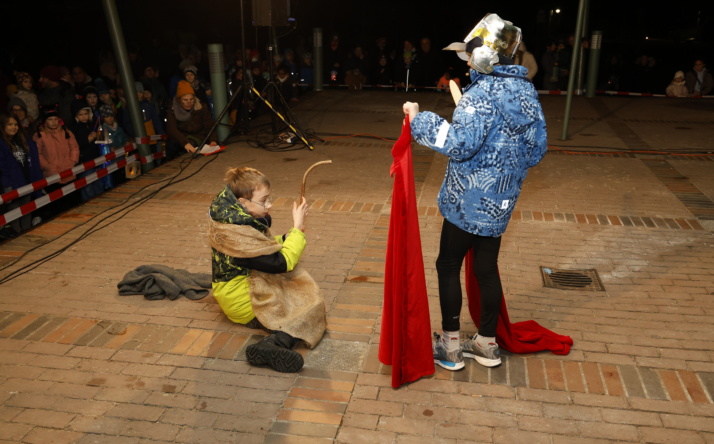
[540,267,605,291]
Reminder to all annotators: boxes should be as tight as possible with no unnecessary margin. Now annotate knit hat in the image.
[674,70,685,79]
[94,78,109,94]
[99,104,114,118]
[7,96,28,113]
[82,85,99,98]
[134,81,144,93]
[176,80,195,97]
[40,103,60,120]
[183,65,198,76]
[140,79,152,93]
[39,65,62,83]
[71,99,92,117]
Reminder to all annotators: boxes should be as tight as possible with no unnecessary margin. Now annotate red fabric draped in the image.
[465,250,573,355]
[379,118,435,388]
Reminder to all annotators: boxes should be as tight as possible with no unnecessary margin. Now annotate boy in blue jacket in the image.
[403,13,548,371]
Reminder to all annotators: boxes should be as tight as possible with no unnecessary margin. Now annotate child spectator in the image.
[123,81,164,164]
[299,52,314,92]
[183,65,212,112]
[436,68,461,92]
[68,100,103,201]
[373,55,394,87]
[97,103,127,189]
[207,166,325,372]
[666,71,689,97]
[7,96,36,136]
[82,85,101,126]
[275,65,299,102]
[14,72,39,121]
[0,113,44,238]
[33,104,80,216]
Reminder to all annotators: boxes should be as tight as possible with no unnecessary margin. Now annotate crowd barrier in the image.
[0,135,167,227]
[309,82,713,99]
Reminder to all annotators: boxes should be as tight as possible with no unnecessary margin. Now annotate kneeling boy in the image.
[208,167,325,372]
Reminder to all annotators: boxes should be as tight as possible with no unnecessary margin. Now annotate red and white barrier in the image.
[0,153,137,226]
[1,136,169,226]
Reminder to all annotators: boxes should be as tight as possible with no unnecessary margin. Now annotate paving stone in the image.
[1,92,713,444]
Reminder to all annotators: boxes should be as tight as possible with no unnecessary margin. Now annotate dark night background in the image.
[2,0,713,91]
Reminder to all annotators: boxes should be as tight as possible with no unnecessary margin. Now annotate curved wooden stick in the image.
[301,160,332,201]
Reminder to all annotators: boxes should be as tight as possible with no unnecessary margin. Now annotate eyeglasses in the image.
[246,196,274,208]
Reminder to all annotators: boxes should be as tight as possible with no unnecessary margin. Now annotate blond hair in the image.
[225,167,270,199]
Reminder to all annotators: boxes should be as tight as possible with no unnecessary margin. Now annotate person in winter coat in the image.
[33,104,80,184]
[68,99,103,201]
[403,14,548,371]
[0,114,44,238]
[32,104,80,217]
[37,65,74,125]
[14,72,40,121]
[685,59,713,97]
[513,41,538,81]
[165,80,217,158]
[665,71,689,97]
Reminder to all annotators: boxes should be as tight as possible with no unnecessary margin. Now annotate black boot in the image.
[245,331,303,373]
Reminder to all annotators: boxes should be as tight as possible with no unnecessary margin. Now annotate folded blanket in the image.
[117,264,212,301]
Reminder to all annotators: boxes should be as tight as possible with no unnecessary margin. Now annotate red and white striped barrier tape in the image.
[0,154,137,226]
[0,145,136,205]
[0,138,169,205]
[535,89,713,98]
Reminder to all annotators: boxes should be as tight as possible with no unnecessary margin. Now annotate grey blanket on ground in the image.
[117,264,212,300]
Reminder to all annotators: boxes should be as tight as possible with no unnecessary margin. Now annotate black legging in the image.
[436,219,503,336]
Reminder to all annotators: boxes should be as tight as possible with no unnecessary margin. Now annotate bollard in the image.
[208,43,230,142]
[313,28,323,92]
[586,31,602,98]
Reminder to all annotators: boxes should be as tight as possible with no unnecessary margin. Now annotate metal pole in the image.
[100,0,152,170]
[561,0,588,141]
[586,31,602,98]
[575,0,590,94]
[207,43,230,142]
[313,28,323,92]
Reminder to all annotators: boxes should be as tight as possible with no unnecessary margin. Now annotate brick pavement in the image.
[1,91,713,443]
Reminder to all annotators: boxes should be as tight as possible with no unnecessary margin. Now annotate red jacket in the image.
[33,125,79,183]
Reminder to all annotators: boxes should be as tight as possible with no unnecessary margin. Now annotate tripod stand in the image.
[252,80,314,150]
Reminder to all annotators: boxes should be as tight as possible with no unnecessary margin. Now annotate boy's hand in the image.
[292,196,308,232]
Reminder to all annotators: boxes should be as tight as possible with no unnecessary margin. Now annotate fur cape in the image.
[207,218,326,348]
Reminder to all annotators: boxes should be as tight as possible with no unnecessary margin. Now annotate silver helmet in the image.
[443,13,522,74]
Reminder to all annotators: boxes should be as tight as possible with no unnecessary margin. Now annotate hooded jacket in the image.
[410,64,547,237]
[32,125,80,183]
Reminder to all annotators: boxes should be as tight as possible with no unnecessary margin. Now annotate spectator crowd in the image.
[0,33,711,240]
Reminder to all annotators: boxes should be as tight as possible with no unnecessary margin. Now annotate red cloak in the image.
[379,118,435,388]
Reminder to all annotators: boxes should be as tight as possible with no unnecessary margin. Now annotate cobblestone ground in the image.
[1,91,713,443]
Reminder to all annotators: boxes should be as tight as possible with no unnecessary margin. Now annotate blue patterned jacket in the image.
[411,65,547,237]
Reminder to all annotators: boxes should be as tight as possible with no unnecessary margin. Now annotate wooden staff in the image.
[300,160,332,202]
[449,79,462,105]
